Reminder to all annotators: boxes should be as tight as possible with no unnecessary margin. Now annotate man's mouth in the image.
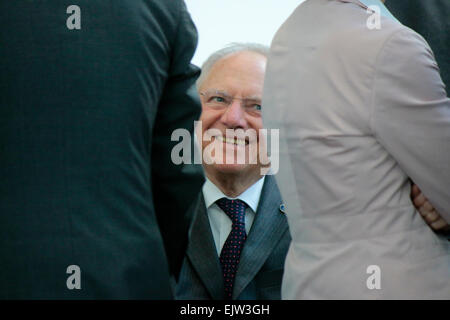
[216,135,248,146]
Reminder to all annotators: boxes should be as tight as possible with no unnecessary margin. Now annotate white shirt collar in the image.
[203,176,266,213]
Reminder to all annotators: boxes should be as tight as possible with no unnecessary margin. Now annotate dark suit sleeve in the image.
[151,0,205,279]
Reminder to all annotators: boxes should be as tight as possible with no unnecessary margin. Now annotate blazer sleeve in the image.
[371,28,450,221]
[151,0,205,279]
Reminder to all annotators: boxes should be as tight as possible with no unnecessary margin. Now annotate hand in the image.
[411,184,450,232]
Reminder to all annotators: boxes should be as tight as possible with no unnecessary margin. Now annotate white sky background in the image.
[185,0,306,67]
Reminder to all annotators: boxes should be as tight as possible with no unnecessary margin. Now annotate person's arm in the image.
[152,0,204,279]
[372,28,450,222]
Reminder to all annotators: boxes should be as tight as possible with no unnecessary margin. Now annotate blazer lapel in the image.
[232,175,289,299]
[186,195,224,300]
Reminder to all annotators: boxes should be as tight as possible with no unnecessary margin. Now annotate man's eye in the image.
[211,96,226,103]
[249,104,262,111]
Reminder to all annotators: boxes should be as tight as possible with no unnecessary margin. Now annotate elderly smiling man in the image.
[176,43,290,300]
[175,42,445,300]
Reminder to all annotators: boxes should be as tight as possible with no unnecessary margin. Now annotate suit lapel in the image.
[186,195,224,299]
[232,175,288,299]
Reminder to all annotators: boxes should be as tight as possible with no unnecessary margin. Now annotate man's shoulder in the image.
[272,0,406,61]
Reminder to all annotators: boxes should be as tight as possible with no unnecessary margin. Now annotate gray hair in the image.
[196,42,270,89]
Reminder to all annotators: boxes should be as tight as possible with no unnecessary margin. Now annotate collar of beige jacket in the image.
[337,0,369,9]
[338,0,399,22]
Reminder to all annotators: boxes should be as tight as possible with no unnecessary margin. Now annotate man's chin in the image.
[211,162,250,174]
[204,162,265,182]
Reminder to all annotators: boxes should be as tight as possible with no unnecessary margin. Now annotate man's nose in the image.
[221,99,247,128]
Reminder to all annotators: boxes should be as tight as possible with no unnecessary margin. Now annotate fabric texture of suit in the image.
[176,175,291,300]
[263,0,450,299]
[0,0,204,299]
[386,0,450,90]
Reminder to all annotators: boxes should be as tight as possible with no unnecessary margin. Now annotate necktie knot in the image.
[216,198,247,225]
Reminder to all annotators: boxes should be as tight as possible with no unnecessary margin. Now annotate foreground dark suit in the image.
[0,1,203,299]
[386,0,450,89]
[176,176,290,300]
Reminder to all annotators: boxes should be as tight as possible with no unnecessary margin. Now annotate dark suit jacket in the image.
[386,0,450,89]
[0,0,204,299]
[176,175,291,300]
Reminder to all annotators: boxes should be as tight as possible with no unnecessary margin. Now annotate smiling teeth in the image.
[216,136,246,146]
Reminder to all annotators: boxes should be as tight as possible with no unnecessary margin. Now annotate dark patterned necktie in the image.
[216,197,248,300]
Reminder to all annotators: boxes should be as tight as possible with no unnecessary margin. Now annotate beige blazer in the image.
[263,0,450,299]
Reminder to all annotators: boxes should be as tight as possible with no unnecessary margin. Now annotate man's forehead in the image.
[200,54,266,95]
